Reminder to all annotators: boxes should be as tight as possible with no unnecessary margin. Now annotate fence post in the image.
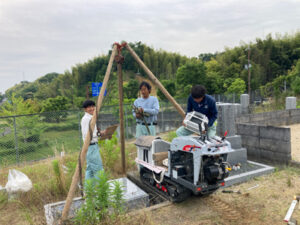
[13,117,19,164]
[78,111,82,149]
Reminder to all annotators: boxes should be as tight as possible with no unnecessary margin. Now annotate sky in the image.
[0,0,300,94]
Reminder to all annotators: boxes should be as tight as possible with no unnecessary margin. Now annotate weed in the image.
[110,180,125,218]
[166,131,177,142]
[52,159,66,194]
[287,177,292,187]
[100,133,120,171]
[74,170,125,225]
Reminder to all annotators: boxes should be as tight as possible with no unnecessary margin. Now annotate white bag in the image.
[5,169,32,193]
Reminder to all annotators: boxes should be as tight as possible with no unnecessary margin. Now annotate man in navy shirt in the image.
[176,85,218,138]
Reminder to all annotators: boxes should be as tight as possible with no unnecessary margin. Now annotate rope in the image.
[152,170,165,184]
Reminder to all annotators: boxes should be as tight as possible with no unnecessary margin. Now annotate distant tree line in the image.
[1,32,300,116]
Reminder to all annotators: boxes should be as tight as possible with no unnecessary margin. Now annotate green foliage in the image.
[110,180,125,217]
[0,94,42,143]
[123,79,139,99]
[41,96,69,112]
[41,96,69,122]
[166,131,177,142]
[157,80,176,100]
[73,96,86,109]
[52,159,66,194]
[74,170,124,225]
[291,76,300,95]
[226,78,246,95]
[99,133,120,171]
[176,61,206,98]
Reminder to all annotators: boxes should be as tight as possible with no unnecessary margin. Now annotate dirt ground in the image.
[146,167,300,225]
[290,123,300,161]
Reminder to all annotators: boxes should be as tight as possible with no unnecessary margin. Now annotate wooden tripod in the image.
[60,42,185,223]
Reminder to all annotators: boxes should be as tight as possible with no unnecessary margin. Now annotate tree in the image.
[0,94,41,144]
[175,61,207,98]
[157,80,176,100]
[292,76,300,95]
[226,78,246,96]
[41,96,70,122]
[123,80,139,99]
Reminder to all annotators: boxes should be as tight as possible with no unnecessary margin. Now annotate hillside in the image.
[2,33,300,114]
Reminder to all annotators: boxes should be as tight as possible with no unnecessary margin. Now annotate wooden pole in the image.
[60,44,117,223]
[124,43,186,118]
[116,61,126,174]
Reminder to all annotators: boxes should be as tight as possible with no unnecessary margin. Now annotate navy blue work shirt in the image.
[187,94,218,127]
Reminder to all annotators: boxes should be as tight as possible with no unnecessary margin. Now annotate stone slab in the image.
[44,177,149,225]
[226,135,242,149]
[224,160,274,187]
[227,148,247,166]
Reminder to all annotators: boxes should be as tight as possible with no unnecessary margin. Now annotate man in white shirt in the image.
[81,100,107,180]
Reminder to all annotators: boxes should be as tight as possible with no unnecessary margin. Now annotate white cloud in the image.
[0,0,300,93]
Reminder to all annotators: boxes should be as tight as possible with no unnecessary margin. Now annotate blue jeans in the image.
[176,121,217,138]
[136,124,156,138]
[85,144,103,181]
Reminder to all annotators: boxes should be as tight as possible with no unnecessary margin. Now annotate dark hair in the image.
[82,100,96,108]
[191,85,206,99]
[139,81,151,91]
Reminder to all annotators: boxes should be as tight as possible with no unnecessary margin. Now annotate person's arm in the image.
[81,117,89,141]
[143,97,159,115]
[208,100,218,127]
[187,96,193,113]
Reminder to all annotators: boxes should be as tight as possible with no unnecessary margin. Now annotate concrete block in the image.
[290,109,300,116]
[240,135,260,148]
[44,177,149,225]
[286,97,297,110]
[260,149,274,161]
[226,135,242,149]
[259,126,290,142]
[274,152,291,163]
[227,147,247,165]
[246,147,261,159]
[259,138,291,154]
[237,123,259,137]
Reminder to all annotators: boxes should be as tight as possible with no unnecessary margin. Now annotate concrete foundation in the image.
[44,177,149,225]
[224,160,274,187]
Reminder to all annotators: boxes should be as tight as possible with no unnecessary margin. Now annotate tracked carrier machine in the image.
[135,111,233,202]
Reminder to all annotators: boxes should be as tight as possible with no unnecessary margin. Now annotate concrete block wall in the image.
[236,109,300,126]
[235,109,300,164]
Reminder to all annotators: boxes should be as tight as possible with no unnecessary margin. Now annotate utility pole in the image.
[247,46,251,103]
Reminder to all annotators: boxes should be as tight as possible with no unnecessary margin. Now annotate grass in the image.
[0,132,141,225]
[1,129,300,224]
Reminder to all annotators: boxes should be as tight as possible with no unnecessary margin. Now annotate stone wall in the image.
[235,109,300,164]
[236,109,300,126]
[236,123,291,163]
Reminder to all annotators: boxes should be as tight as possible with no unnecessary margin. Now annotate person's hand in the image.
[136,113,142,119]
[138,107,144,114]
[182,120,186,127]
[100,130,107,137]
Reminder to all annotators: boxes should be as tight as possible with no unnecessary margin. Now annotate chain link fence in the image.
[0,94,242,168]
[0,101,188,168]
